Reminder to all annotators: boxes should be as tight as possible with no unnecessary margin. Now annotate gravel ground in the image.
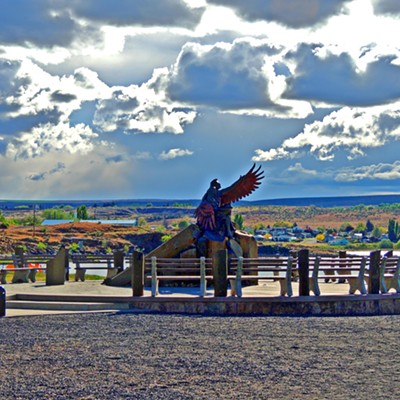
[0,313,399,399]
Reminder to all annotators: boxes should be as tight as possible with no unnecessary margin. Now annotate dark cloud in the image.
[373,0,400,15]
[0,0,204,48]
[51,91,77,103]
[105,154,127,163]
[208,0,352,28]
[166,41,283,111]
[25,162,65,181]
[49,162,66,174]
[71,0,205,29]
[26,172,46,181]
[284,45,400,106]
[0,0,76,46]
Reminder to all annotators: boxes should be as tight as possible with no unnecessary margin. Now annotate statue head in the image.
[210,178,221,190]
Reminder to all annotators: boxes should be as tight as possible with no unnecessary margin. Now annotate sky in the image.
[1,0,400,201]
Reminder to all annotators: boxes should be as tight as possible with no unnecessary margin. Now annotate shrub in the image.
[161,234,172,243]
[69,243,79,252]
[37,242,47,251]
[379,239,393,249]
[178,220,189,230]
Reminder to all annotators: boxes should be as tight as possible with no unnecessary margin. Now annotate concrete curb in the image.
[7,292,400,317]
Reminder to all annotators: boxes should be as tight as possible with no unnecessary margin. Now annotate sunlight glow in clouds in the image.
[1,0,400,199]
[253,105,400,162]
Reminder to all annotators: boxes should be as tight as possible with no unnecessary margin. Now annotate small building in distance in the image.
[41,219,75,226]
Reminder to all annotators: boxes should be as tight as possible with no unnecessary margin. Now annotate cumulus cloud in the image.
[1,60,110,122]
[94,71,197,134]
[7,122,98,160]
[284,44,400,106]
[208,0,352,28]
[335,161,400,182]
[164,39,312,117]
[158,148,194,160]
[0,60,113,159]
[253,105,400,162]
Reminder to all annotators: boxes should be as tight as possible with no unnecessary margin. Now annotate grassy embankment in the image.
[31,272,104,282]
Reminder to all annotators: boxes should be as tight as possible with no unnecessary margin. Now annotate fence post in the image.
[114,250,124,274]
[213,249,228,297]
[298,249,310,296]
[14,246,24,268]
[368,250,381,294]
[338,250,347,283]
[64,247,70,281]
[46,247,67,286]
[132,251,144,297]
[0,286,5,317]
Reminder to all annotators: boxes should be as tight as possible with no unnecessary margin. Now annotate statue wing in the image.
[220,164,264,206]
[195,202,216,231]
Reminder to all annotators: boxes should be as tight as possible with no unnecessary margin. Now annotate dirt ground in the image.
[0,312,399,399]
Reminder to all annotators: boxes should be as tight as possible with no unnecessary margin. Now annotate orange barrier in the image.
[29,263,42,273]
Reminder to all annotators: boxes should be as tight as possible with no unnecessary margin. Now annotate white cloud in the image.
[1,60,110,122]
[269,162,321,184]
[253,104,400,162]
[158,148,194,160]
[287,162,318,177]
[94,69,197,134]
[335,161,400,182]
[6,122,98,159]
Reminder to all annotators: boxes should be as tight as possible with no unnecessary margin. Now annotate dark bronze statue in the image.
[195,164,264,241]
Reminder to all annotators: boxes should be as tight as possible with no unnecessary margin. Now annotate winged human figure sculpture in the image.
[195,164,264,239]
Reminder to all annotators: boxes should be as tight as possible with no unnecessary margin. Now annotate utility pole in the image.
[32,204,38,238]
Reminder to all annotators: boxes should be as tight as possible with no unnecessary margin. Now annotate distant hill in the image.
[1,194,400,210]
[245,194,400,207]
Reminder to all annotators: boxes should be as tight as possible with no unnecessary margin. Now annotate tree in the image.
[0,211,9,228]
[366,219,374,232]
[354,222,366,233]
[178,220,189,230]
[42,208,73,220]
[233,214,244,230]
[339,222,354,233]
[77,205,89,220]
[137,217,147,227]
[372,226,382,240]
[388,219,400,242]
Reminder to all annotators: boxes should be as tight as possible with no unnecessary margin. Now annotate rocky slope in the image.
[0,222,165,255]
